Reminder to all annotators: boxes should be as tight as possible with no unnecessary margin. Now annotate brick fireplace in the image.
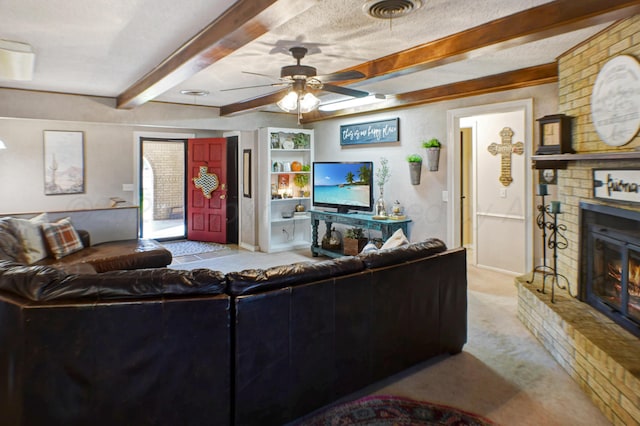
[517,15,640,425]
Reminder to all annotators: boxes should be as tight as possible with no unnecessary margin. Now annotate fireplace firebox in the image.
[581,202,640,337]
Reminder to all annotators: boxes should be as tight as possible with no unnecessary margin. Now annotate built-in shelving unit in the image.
[258,127,314,253]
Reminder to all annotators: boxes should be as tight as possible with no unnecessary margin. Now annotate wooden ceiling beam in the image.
[220,0,640,116]
[300,63,558,123]
[116,0,316,109]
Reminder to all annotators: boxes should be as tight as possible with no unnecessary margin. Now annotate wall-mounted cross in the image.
[487,127,524,187]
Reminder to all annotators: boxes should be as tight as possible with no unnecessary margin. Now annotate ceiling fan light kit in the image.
[0,39,35,81]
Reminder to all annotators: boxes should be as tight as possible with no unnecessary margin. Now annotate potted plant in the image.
[343,227,367,255]
[406,153,423,185]
[422,138,441,171]
[293,173,309,197]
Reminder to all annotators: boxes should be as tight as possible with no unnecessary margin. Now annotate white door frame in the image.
[446,99,534,273]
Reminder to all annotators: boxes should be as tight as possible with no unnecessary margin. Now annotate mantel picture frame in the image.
[593,169,640,204]
[44,130,85,195]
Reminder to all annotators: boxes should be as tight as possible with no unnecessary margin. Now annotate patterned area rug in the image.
[294,395,495,426]
[161,240,229,257]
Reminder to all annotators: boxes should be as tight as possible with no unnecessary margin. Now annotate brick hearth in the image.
[517,276,640,425]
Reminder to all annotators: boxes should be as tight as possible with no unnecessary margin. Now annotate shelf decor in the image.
[535,114,573,155]
[591,55,640,147]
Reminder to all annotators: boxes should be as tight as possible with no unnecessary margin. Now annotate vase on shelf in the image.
[375,186,387,217]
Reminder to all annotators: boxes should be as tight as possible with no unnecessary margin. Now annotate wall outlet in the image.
[500,188,507,198]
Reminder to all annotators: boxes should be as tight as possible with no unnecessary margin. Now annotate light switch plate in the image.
[122,183,134,191]
[442,191,448,202]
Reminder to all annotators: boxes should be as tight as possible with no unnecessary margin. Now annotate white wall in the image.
[0,89,296,249]
[312,84,559,248]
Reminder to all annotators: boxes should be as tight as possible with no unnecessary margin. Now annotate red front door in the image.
[187,138,227,243]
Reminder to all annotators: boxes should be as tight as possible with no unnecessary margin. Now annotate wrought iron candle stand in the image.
[527,196,570,303]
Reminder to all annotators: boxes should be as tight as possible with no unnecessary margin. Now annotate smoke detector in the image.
[363,0,423,19]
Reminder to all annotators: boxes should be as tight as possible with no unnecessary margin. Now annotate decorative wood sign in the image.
[340,118,399,145]
[192,166,219,199]
[487,127,524,187]
[593,169,640,204]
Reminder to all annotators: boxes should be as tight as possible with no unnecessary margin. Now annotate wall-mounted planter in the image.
[426,147,440,172]
[408,161,422,185]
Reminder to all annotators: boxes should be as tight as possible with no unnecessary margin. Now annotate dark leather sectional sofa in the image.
[0,239,467,426]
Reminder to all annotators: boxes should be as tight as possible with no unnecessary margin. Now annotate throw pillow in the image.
[41,217,84,260]
[8,213,50,264]
[360,241,378,254]
[0,217,25,262]
[381,228,409,250]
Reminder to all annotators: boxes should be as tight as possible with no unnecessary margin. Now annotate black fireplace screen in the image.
[589,229,640,331]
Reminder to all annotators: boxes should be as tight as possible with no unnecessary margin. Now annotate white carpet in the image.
[161,240,229,257]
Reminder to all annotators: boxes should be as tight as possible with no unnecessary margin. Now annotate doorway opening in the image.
[447,99,533,274]
[140,138,187,240]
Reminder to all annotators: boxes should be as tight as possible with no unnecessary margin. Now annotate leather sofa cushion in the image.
[0,260,226,302]
[226,256,365,296]
[36,238,172,272]
[357,238,447,269]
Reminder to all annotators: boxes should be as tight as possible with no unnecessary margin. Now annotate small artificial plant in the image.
[422,138,441,148]
[293,173,309,188]
[344,227,365,240]
[407,153,422,163]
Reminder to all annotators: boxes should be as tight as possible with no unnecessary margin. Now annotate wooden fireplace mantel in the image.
[532,151,640,169]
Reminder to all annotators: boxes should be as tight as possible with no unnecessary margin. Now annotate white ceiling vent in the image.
[363,0,422,19]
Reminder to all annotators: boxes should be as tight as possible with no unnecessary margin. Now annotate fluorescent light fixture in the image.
[0,140,6,150]
[0,39,35,81]
[319,94,386,112]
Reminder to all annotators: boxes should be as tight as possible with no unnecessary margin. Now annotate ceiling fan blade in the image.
[322,84,369,98]
[318,70,365,83]
[221,82,289,92]
[242,70,279,79]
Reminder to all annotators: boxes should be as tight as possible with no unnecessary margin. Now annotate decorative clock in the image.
[535,114,574,155]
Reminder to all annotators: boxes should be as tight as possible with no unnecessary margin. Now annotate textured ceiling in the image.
[0,0,625,115]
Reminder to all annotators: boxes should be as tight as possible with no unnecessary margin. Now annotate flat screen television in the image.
[312,161,374,213]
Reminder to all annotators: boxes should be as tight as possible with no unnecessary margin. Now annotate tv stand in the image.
[310,210,411,258]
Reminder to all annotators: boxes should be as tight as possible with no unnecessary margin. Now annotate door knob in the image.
[220,194,226,200]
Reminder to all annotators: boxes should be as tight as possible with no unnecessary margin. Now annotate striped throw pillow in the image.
[42,217,84,259]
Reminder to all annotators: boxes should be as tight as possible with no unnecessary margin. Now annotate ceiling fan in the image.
[223,46,369,118]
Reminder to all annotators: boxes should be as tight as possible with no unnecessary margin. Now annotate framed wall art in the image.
[44,130,85,195]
